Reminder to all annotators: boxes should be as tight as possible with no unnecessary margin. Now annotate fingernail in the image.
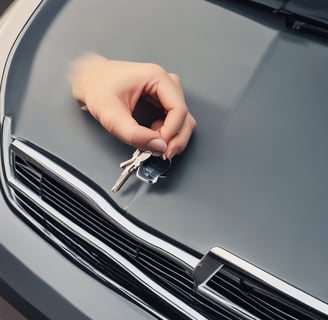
[147,138,167,153]
[166,148,177,160]
[152,151,163,157]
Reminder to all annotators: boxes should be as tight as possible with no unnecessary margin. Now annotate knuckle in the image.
[169,73,181,85]
[175,140,186,151]
[173,140,187,155]
[126,130,137,146]
[189,114,197,130]
[98,111,115,134]
[124,126,142,147]
[180,107,188,120]
[145,63,166,75]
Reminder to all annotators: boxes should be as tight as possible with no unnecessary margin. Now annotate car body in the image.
[1,0,328,319]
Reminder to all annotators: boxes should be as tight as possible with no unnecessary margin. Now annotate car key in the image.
[112,150,152,192]
[136,156,171,184]
[119,149,142,168]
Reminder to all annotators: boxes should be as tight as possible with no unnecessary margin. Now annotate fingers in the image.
[71,55,196,158]
[151,119,164,131]
[95,98,167,153]
[146,70,189,143]
[151,113,196,160]
[166,113,196,159]
[105,68,194,156]
[157,73,196,159]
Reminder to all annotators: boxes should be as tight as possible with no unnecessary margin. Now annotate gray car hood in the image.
[4,0,328,304]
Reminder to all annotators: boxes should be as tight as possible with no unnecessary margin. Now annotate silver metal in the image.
[196,247,328,317]
[119,149,141,168]
[111,166,134,193]
[0,117,14,197]
[194,250,224,287]
[193,249,260,320]
[198,285,260,320]
[112,150,152,192]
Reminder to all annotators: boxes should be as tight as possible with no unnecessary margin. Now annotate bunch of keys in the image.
[112,149,171,192]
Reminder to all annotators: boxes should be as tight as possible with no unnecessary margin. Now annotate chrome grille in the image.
[11,147,245,320]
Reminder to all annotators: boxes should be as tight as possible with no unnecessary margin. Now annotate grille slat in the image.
[14,191,45,226]
[14,168,41,194]
[209,272,281,320]
[214,269,291,319]
[137,250,194,290]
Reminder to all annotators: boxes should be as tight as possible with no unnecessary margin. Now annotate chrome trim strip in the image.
[194,249,224,287]
[0,0,44,121]
[0,117,13,197]
[10,139,199,272]
[194,249,260,320]
[8,178,206,320]
[207,246,328,316]
[198,285,260,320]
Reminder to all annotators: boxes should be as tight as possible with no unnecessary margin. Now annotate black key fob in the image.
[136,156,171,184]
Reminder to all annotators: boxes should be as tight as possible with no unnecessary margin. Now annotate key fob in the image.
[136,156,171,184]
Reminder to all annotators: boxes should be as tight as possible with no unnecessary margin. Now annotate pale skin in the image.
[71,54,196,159]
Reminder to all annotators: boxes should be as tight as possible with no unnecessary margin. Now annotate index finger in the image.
[153,74,188,142]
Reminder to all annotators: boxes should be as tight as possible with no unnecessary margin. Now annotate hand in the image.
[71,54,196,159]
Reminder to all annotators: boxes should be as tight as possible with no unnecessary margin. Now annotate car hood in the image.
[4,0,328,304]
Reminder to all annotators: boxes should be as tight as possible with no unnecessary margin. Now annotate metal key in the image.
[112,150,152,192]
[119,149,141,168]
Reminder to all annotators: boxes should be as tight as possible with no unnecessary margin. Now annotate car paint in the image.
[1,0,328,318]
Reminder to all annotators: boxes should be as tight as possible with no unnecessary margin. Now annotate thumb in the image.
[97,106,167,153]
[126,123,167,153]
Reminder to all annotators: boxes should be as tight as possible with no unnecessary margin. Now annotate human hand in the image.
[71,54,196,159]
